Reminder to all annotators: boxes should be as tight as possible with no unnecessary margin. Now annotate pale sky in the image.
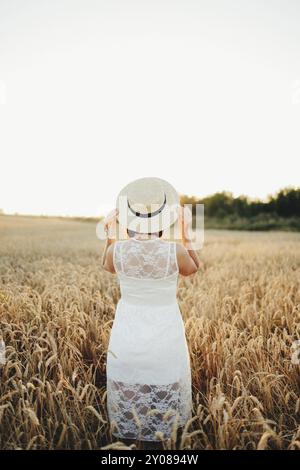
[0,0,299,217]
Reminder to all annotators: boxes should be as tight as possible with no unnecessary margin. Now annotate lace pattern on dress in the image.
[107,377,192,441]
[113,239,178,279]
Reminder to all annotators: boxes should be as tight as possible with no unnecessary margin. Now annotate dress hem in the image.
[111,429,185,443]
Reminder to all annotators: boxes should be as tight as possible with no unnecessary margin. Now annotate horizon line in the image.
[1,185,299,220]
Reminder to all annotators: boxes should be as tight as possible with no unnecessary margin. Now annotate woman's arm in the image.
[176,243,198,276]
[102,242,116,273]
[185,245,201,269]
[178,204,203,272]
[102,237,114,268]
[101,208,118,273]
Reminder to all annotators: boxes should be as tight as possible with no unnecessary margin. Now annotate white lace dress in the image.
[106,237,192,441]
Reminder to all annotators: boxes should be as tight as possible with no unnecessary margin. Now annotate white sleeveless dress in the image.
[106,237,192,441]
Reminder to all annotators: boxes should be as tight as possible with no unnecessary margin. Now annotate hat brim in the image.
[116,177,179,234]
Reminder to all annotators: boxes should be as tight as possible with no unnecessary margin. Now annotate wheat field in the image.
[0,215,299,450]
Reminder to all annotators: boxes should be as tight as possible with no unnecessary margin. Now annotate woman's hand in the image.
[103,208,119,243]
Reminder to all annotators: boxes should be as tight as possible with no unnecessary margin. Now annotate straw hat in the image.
[116,177,179,234]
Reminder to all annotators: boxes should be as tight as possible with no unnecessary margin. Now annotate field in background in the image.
[0,215,299,450]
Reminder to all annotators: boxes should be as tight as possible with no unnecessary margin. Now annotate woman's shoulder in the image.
[112,238,134,254]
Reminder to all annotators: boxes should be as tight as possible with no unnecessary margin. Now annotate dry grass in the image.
[0,215,299,450]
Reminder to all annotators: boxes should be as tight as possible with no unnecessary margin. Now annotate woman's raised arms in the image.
[176,243,199,276]
[101,209,118,274]
[176,205,202,276]
[103,243,116,274]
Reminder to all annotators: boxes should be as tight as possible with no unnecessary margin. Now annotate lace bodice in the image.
[113,238,178,279]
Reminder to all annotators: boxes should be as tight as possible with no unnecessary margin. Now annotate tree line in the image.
[180,187,300,230]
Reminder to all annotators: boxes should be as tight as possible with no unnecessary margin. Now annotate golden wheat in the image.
[0,215,299,450]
